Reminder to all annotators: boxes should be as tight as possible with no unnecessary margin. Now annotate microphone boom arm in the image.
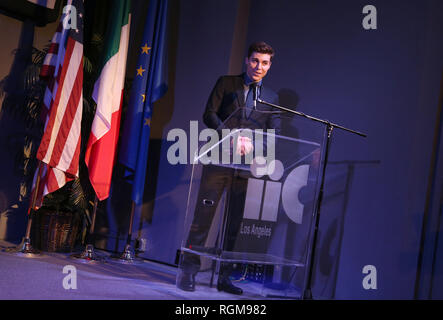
[256,98,366,137]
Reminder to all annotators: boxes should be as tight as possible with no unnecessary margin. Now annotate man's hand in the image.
[235,136,254,156]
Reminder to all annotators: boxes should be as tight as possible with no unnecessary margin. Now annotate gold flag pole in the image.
[9,161,44,257]
[70,195,105,263]
[110,200,143,264]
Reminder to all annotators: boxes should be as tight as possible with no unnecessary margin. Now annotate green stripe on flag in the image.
[99,0,131,70]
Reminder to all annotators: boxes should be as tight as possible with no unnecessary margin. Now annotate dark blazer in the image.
[203,74,281,133]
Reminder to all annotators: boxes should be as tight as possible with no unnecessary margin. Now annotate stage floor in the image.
[0,241,296,300]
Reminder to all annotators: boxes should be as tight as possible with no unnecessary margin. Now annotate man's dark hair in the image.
[247,41,275,60]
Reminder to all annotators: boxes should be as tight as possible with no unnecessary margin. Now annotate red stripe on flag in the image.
[67,126,82,175]
[40,65,55,79]
[85,93,124,200]
[47,43,59,55]
[36,37,75,162]
[47,47,83,171]
[45,167,59,194]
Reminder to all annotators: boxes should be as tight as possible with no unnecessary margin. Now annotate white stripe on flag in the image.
[53,167,66,190]
[60,92,82,170]
[41,41,83,172]
[91,21,130,141]
[43,53,57,67]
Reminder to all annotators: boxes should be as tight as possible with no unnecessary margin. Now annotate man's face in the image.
[245,52,272,83]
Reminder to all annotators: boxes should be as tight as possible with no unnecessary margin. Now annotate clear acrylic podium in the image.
[177,108,326,298]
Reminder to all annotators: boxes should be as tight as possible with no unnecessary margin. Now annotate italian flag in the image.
[85,0,131,200]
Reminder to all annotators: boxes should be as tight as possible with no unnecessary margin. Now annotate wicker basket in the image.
[32,209,81,252]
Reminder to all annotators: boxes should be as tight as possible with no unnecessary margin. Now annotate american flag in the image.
[29,0,84,211]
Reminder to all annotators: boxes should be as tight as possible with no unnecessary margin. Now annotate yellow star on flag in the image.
[141,43,151,54]
[144,118,151,126]
[136,65,145,76]
[141,94,146,102]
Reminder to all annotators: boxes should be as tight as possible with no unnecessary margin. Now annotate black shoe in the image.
[217,277,243,295]
[177,272,195,292]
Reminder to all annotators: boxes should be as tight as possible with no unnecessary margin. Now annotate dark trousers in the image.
[181,164,248,277]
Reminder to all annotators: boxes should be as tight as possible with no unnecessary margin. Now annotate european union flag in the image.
[119,0,169,205]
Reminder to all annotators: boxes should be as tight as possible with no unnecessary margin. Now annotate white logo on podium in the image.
[243,157,310,224]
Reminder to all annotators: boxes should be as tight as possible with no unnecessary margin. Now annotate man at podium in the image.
[177,41,281,295]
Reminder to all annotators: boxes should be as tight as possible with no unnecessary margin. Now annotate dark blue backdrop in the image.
[123,0,443,299]
[2,0,443,299]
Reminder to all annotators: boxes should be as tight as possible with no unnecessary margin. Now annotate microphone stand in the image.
[256,97,366,299]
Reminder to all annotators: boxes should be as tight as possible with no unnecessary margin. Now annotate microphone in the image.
[252,84,259,109]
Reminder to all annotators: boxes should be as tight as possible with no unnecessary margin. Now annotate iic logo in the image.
[242,157,310,224]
